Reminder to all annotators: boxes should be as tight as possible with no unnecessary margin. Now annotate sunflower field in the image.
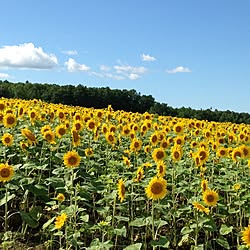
[0,97,249,250]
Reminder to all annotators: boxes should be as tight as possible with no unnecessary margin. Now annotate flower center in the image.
[0,168,10,178]
[151,182,163,195]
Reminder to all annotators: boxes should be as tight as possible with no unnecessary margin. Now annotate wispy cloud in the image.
[65,58,90,72]
[62,50,78,56]
[91,71,125,80]
[114,65,147,75]
[0,73,11,78]
[100,65,111,71]
[141,53,156,62]
[0,43,58,69]
[166,66,191,74]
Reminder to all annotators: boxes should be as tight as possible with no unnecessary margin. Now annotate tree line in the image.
[1,80,250,124]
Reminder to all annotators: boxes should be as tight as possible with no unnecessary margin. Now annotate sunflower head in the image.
[145,176,167,200]
[241,225,250,247]
[0,163,14,183]
[85,148,94,157]
[63,151,81,168]
[3,113,17,128]
[56,193,65,202]
[202,189,219,207]
[192,201,210,215]
[55,213,67,229]
[152,148,166,163]
[118,179,126,202]
[2,133,14,147]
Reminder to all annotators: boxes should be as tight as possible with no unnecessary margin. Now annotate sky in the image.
[0,0,250,113]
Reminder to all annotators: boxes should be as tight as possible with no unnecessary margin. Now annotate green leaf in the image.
[114,226,126,237]
[150,236,170,248]
[42,217,55,230]
[220,224,233,235]
[29,206,42,221]
[0,193,15,206]
[181,226,193,235]
[216,236,230,250]
[123,243,142,250]
[114,215,130,222]
[20,211,39,228]
[80,214,89,222]
[129,218,146,227]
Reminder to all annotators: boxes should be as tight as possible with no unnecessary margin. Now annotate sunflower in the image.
[105,132,116,145]
[145,176,167,200]
[55,213,67,230]
[150,132,159,146]
[122,125,130,136]
[0,112,4,124]
[0,101,5,111]
[216,147,228,158]
[73,121,83,132]
[201,179,209,192]
[198,148,209,164]
[2,133,14,147]
[0,163,14,182]
[29,109,38,122]
[43,130,56,144]
[3,113,17,128]
[123,156,130,167]
[175,136,185,146]
[152,148,166,163]
[72,129,81,147]
[144,145,151,154]
[157,161,166,177]
[241,225,250,247]
[240,145,250,158]
[85,148,94,157]
[63,151,81,168]
[160,140,168,149]
[21,128,37,145]
[171,145,182,162]
[233,183,241,191]
[192,201,210,215]
[202,189,219,207]
[231,147,243,162]
[87,119,96,131]
[55,124,67,138]
[41,125,52,135]
[117,179,125,202]
[130,138,142,153]
[20,141,28,150]
[134,166,144,182]
[173,123,184,134]
[56,193,65,202]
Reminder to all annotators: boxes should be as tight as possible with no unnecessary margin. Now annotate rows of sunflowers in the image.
[0,97,249,249]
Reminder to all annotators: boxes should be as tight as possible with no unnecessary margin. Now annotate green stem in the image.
[4,185,8,232]
[152,200,155,241]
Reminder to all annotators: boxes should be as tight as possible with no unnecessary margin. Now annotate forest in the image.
[1,80,250,124]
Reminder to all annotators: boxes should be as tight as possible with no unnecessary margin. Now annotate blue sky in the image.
[1,0,250,113]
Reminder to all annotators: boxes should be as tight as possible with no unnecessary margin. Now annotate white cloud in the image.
[114,65,147,75]
[141,53,156,62]
[100,65,111,71]
[113,64,147,80]
[0,73,10,78]
[0,43,58,69]
[128,73,140,80]
[65,58,90,72]
[62,50,78,55]
[166,66,191,74]
[91,71,125,80]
